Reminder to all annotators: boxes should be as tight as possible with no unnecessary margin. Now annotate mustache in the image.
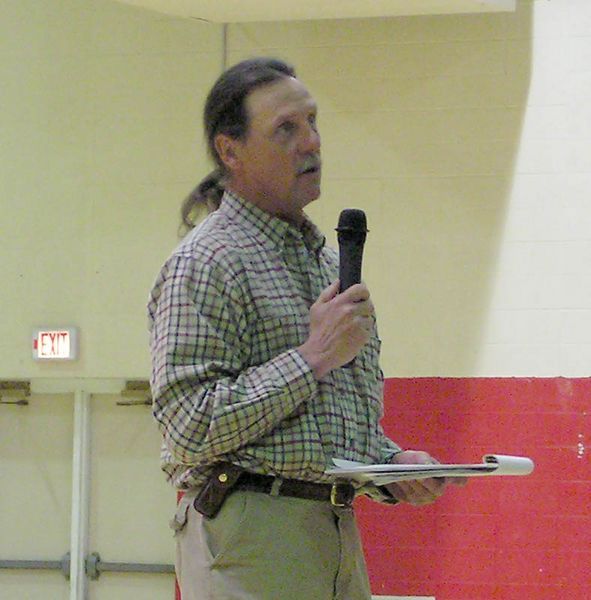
[297,154,322,175]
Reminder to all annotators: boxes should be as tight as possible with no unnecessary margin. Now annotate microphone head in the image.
[336,209,368,239]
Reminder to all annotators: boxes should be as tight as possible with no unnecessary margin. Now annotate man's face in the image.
[218,76,322,223]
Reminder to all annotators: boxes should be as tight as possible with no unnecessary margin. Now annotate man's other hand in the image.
[385,450,467,506]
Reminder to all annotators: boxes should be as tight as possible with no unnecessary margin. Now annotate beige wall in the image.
[0,394,73,598]
[1,0,222,380]
[227,0,589,378]
[0,392,176,599]
[226,15,527,377]
[1,0,590,598]
[1,0,218,597]
[3,1,588,382]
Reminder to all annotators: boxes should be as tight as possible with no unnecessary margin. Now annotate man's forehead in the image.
[246,77,317,120]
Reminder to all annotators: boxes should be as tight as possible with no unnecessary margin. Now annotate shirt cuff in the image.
[267,348,318,401]
[380,445,404,464]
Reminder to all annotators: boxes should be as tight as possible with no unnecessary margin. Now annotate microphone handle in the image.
[338,239,365,293]
[338,238,366,368]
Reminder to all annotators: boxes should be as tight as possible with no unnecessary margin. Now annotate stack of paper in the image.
[326,454,534,486]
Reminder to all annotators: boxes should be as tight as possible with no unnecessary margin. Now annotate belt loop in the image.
[270,477,283,497]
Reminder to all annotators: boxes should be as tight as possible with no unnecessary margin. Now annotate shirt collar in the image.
[221,191,326,254]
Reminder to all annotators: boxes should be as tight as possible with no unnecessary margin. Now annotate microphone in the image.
[336,209,368,293]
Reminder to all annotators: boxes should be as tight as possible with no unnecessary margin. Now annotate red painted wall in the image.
[356,377,590,600]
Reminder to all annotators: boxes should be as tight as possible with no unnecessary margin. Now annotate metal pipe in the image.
[85,553,174,580]
[0,554,174,580]
[0,554,70,579]
[70,389,91,599]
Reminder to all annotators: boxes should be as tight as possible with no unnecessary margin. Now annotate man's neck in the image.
[224,184,305,227]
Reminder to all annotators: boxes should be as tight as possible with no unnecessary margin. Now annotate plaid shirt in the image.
[148,192,401,492]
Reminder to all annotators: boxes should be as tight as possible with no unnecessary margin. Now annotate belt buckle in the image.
[330,481,353,508]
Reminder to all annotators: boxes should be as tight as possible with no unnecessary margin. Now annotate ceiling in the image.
[114,0,516,23]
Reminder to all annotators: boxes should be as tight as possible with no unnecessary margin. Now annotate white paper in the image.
[326,454,534,486]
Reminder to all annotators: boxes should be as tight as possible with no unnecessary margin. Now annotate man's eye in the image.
[278,121,296,134]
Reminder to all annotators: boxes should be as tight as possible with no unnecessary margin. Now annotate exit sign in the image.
[33,328,78,360]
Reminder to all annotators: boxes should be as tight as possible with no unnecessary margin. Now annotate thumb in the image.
[316,279,340,304]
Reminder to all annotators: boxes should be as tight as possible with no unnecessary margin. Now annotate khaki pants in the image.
[173,490,372,600]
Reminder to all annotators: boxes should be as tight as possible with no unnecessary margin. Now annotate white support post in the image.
[70,388,91,600]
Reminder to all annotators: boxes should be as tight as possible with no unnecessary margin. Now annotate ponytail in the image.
[180,169,225,233]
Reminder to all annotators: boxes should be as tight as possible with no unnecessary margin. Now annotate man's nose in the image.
[299,122,321,153]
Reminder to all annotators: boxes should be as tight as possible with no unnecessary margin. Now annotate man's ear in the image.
[214,134,242,173]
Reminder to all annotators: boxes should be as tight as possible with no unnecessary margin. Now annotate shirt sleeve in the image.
[362,360,404,504]
[357,436,403,505]
[378,429,403,463]
[148,253,318,467]
[369,341,403,463]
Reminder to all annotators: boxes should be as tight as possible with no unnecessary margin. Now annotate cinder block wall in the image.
[228,0,590,380]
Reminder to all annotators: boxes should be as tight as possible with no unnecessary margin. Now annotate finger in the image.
[317,280,340,303]
[349,297,374,317]
[354,314,374,333]
[418,476,447,497]
[340,288,375,315]
[391,449,432,466]
[451,476,469,487]
[388,481,422,503]
[349,302,374,320]
[339,282,370,303]
[391,481,436,506]
[409,479,440,501]
[385,482,409,503]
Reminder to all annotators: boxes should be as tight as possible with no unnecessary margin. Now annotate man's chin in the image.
[299,187,321,209]
[301,178,322,200]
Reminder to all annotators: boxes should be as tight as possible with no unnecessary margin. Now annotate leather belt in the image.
[235,472,356,508]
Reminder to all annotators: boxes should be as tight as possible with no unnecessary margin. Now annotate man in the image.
[148,57,461,600]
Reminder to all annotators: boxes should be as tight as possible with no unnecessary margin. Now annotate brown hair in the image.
[180,57,296,232]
